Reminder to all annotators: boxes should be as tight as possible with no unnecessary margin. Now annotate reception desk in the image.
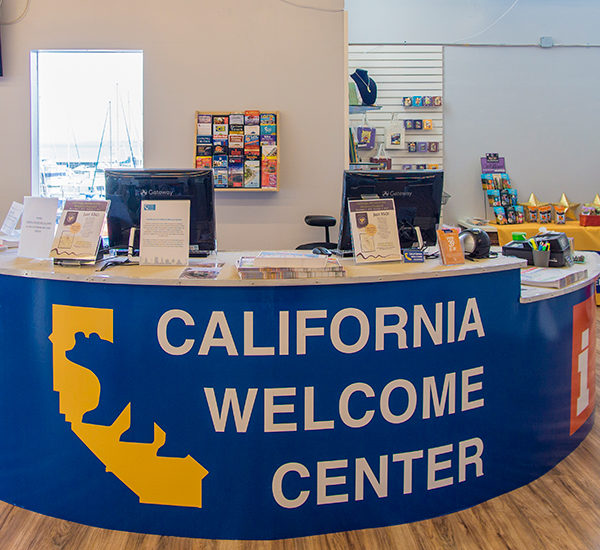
[0,250,596,540]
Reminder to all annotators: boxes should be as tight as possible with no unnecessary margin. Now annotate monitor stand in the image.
[414,226,424,249]
[99,228,140,270]
[189,250,211,258]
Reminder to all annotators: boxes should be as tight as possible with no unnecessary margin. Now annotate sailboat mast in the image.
[109,100,113,165]
[120,96,137,167]
[92,103,110,192]
[115,83,120,163]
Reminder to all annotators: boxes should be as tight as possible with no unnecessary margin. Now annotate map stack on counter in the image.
[236,252,346,280]
[520,266,588,289]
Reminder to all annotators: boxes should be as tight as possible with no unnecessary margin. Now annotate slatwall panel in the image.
[348,45,444,170]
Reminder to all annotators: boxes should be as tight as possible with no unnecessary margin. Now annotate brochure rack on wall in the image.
[195,110,279,192]
[348,45,444,171]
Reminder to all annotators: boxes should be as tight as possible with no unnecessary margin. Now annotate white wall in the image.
[0,0,346,250]
[347,0,600,224]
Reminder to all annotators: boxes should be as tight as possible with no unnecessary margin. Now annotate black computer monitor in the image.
[337,170,444,253]
[105,169,216,256]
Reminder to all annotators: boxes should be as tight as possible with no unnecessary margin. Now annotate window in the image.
[31,50,143,201]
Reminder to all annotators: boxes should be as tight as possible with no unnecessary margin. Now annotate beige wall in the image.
[0,0,346,250]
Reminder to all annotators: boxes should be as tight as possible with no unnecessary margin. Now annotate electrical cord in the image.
[398,219,426,251]
[98,257,139,271]
[396,220,440,258]
[452,0,521,44]
[277,0,343,13]
[0,0,32,25]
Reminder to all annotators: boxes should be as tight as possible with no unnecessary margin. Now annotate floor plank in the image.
[0,317,598,550]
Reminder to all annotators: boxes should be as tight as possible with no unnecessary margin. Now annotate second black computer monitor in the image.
[337,170,444,253]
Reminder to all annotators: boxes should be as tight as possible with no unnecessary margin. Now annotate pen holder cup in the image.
[532,249,550,267]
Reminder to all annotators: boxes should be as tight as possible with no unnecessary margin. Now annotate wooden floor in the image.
[1,325,599,549]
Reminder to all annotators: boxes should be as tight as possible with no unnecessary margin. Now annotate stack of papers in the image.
[0,232,19,248]
[252,251,331,268]
[237,255,346,280]
[520,267,588,289]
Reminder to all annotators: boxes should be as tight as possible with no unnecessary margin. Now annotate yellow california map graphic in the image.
[49,304,208,508]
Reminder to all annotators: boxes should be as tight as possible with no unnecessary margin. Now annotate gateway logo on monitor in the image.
[381,190,412,198]
[139,189,175,198]
[48,304,208,508]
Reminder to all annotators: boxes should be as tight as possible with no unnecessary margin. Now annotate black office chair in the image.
[296,215,337,250]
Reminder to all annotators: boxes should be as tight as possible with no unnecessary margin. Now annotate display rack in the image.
[348,45,444,171]
[194,110,279,192]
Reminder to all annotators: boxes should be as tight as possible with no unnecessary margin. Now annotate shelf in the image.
[349,105,382,114]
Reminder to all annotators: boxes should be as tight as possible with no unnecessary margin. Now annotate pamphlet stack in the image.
[236,256,346,280]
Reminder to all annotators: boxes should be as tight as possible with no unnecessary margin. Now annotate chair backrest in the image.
[297,215,337,250]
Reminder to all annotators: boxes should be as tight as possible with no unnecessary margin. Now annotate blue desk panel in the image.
[0,268,594,539]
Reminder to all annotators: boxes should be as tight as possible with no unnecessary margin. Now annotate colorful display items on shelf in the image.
[586,194,600,208]
[480,153,522,225]
[404,119,433,130]
[348,81,361,106]
[349,128,359,164]
[406,141,440,153]
[195,111,279,191]
[580,205,600,226]
[519,193,576,225]
[402,96,442,107]
[356,125,376,149]
[519,193,546,223]
[554,205,567,224]
[402,164,439,171]
[369,144,392,169]
[555,193,579,221]
[482,164,576,226]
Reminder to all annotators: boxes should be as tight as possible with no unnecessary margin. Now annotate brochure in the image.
[437,228,465,265]
[139,200,190,266]
[348,198,402,263]
[1,201,24,236]
[179,262,224,280]
[50,200,110,263]
[17,196,59,259]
